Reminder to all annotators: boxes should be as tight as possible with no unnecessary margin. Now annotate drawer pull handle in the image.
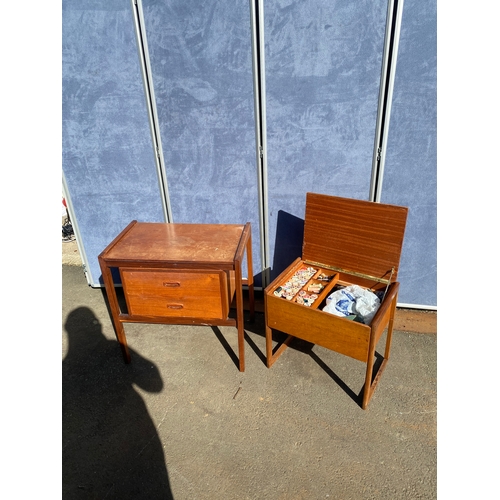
[167,304,184,310]
[163,281,180,287]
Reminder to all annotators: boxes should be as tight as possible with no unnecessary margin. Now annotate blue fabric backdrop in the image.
[141,0,262,282]
[62,0,437,306]
[382,0,437,306]
[263,0,389,280]
[62,0,165,285]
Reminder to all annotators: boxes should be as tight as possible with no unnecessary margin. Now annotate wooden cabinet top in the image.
[99,221,247,265]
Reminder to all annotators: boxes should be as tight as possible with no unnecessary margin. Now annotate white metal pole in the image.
[131,0,173,222]
[249,0,271,287]
[370,0,405,203]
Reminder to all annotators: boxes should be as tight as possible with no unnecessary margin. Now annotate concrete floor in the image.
[62,259,437,499]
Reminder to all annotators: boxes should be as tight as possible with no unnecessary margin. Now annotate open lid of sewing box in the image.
[301,193,408,289]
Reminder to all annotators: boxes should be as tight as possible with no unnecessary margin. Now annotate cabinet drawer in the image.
[120,268,229,319]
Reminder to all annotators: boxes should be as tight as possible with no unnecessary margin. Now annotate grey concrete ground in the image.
[62,263,436,499]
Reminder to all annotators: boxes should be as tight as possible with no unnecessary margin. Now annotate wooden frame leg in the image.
[245,232,255,323]
[265,325,295,368]
[362,351,389,409]
[384,305,396,361]
[235,261,245,372]
[265,325,274,367]
[99,260,131,364]
[361,296,398,409]
[115,322,131,364]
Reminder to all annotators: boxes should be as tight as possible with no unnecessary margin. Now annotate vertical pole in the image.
[370,0,405,202]
[249,0,270,287]
[131,0,173,222]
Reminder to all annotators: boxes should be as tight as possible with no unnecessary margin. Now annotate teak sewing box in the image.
[264,193,408,409]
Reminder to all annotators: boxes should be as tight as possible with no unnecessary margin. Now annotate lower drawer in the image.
[120,268,229,319]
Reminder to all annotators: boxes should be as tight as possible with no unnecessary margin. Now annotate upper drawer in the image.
[120,268,229,319]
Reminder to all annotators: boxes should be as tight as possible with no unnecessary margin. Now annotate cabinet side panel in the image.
[265,294,371,362]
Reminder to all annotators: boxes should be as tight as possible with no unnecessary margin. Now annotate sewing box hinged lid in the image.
[301,193,408,287]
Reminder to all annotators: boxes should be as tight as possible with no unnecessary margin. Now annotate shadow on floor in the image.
[62,306,174,499]
[216,308,385,409]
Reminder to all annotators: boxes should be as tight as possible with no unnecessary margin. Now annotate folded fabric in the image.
[323,285,381,325]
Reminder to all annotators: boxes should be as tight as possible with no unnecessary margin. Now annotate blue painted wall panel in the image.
[62,0,437,306]
[62,0,165,285]
[141,0,262,280]
[381,0,437,306]
[264,0,389,279]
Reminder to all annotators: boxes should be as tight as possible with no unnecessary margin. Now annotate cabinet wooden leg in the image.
[235,263,245,372]
[265,325,273,367]
[266,327,294,368]
[116,322,131,364]
[99,260,131,364]
[237,321,245,372]
[384,296,397,360]
[362,348,375,409]
[245,232,255,322]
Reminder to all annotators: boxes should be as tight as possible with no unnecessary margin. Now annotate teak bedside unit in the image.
[264,193,408,409]
[98,221,254,371]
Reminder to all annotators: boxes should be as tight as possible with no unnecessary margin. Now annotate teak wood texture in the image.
[264,193,408,409]
[98,221,254,371]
